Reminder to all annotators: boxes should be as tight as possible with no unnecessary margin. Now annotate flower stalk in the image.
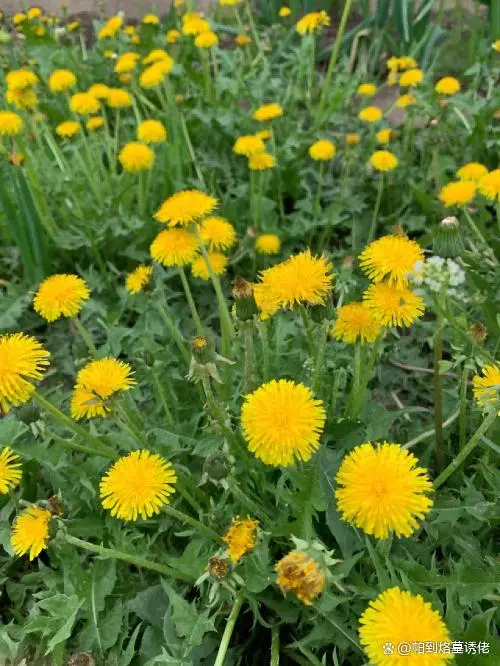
[214,594,245,666]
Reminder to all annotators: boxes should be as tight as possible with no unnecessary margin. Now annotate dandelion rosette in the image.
[100,450,177,521]
[126,265,153,294]
[154,190,218,227]
[11,506,51,560]
[332,302,383,344]
[33,274,90,322]
[199,216,237,251]
[275,551,325,605]
[359,587,453,666]
[241,379,325,466]
[0,448,22,494]
[335,442,433,539]
[363,283,424,328]
[359,235,424,287]
[222,517,259,563]
[150,229,200,267]
[191,252,228,280]
[0,333,50,413]
[70,358,136,420]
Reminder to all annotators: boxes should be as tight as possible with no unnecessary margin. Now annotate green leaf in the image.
[24,593,83,656]
[161,580,215,649]
[456,610,500,665]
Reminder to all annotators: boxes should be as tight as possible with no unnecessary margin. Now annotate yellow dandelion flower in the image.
[493,39,500,52]
[11,506,51,560]
[118,142,155,172]
[143,48,170,65]
[70,358,135,420]
[233,134,266,156]
[142,14,160,25]
[222,517,259,563]
[478,169,500,201]
[182,17,210,36]
[296,11,330,35]
[363,283,424,328]
[456,162,488,182]
[439,180,476,207]
[435,76,461,95]
[0,448,22,494]
[150,228,200,267]
[309,139,336,161]
[279,6,292,17]
[248,151,276,170]
[126,265,153,294]
[375,128,394,145]
[154,189,218,227]
[124,26,136,37]
[56,120,80,138]
[175,94,185,104]
[255,130,271,141]
[395,93,417,108]
[106,88,133,109]
[166,29,181,44]
[241,379,325,466]
[235,34,251,46]
[137,119,167,144]
[359,235,424,287]
[335,442,433,539]
[191,252,228,280]
[332,302,383,344]
[114,51,139,74]
[68,21,80,32]
[472,364,500,413]
[255,234,281,255]
[69,92,100,115]
[0,333,50,414]
[359,106,383,123]
[399,68,423,87]
[48,69,76,93]
[33,274,90,322]
[345,132,361,145]
[86,116,105,131]
[88,83,110,100]
[220,0,242,5]
[359,587,453,666]
[13,13,27,25]
[370,150,398,172]
[6,69,38,91]
[100,450,177,521]
[0,111,23,136]
[357,83,377,97]
[6,88,38,110]
[276,551,325,605]
[195,30,219,48]
[199,216,237,250]
[98,16,122,39]
[253,103,284,122]
[27,7,42,19]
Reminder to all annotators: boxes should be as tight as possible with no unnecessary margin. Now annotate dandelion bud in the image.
[208,555,230,579]
[191,335,211,363]
[203,452,232,481]
[246,226,258,239]
[391,224,405,236]
[342,255,354,270]
[232,277,258,321]
[47,495,64,517]
[470,323,487,344]
[433,216,465,258]
[66,653,96,666]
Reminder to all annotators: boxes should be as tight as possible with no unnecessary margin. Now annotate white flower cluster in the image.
[410,256,466,299]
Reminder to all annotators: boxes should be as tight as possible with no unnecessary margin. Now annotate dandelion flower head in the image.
[255,234,281,255]
[399,68,423,87]
[106,88,133,108]
[359,106,383,123]
[33,274,90,323]
[363,283,424,328]
[233,134,266,157]
[478,169,500,201]
[435,76,461,95]
[11,506,51,560]
[48,69,76,92]
[137,119,167,144]
[223,517,259,563]
[472,364,500,413]
[276,551,325,605]
[191,252,228,280]
[359,235,424,287]
[0,111,23,136]
[357,83,377,97]
[439,181,476,207]
[86,116,105,131]
[118,141,155,172]
[395,93,417,108]
[150,228,200,267]
[126,265,153,294]
[309,140,336,161]
[332,302,383,344]
[154,189,218,226]
[296,11,330,35]
[248,151,276,170]
[199,216,237,250]
[370,150,398,172]
[69,92,100,115]
[70,358,135,420]
[0,333,50,414]
[195,31,219,48]
[253,103,284,122]
[0,448,22,494]
[56,120,80,138]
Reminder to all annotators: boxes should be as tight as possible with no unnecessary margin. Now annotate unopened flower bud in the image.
[67,653,96,666]
[342,255,353,270]
[470,323,487,344]
[47,495,64,517]
[433,216,465,258]
[203,452,232,480]
[391,224,405,236]
[232,277,258,321]
[246,226,258,239]
[208,556,230,579]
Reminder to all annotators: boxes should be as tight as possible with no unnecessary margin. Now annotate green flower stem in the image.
[314,161,325,223]
[367,176,384,244]
[433,409,498,490]
[179,112,206,187]
[137,171,146,219]
[243,320,255,393]
[227,477,271,523]
[117,400,149,448]
[433,309,446,473]
[299,307,317,358]
[154,301,190,366]
[152,368,174,426]
[113,109,121,173]
[347,343,362,419]
[64,533,195,583]
[459,362,470,450]
[402,409,460,450]
[463,207,488,247]
[271,625,280,666]
[214,594,245,666]
[307,35,316,107]
[312,322,329,395]
[496,202,500,235]
[349,336,382,420]
[172,472,204,516]
[270,130,285,222]
[244,2,262,59]
[315,0,353,125]
[49,430,114,460]
[163,504,221,541]
[201,49,213,101]
[257,320,270,383]
[178,266,205,337]
[72,317,98,358]
[32,391,115,458]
